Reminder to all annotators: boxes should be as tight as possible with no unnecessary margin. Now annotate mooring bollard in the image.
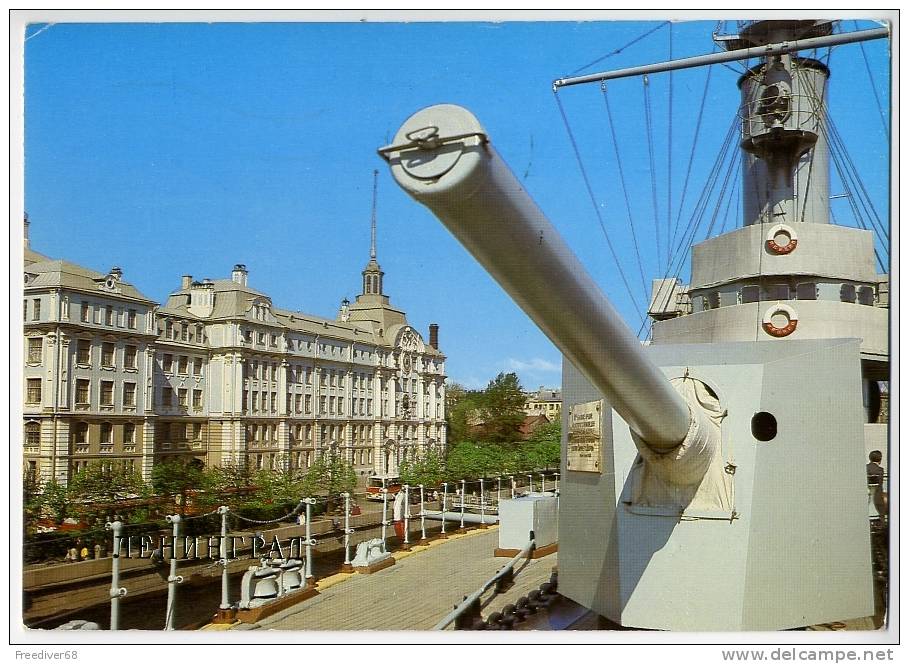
[341,492,353,571]
[460,479,467,530]
[440,483,449,537]
[419,484,427,541]
[105,520,127,631]
[164,514,184,631]
[303,497,317,587]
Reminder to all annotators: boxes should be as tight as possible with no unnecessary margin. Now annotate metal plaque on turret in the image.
[567,400,602,473]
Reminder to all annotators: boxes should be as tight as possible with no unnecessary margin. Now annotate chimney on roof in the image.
[24,212,29,248]
[232,264,248,286]
[429,323,439,350]
[181,275,193,290]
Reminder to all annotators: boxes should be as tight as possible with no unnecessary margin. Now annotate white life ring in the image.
[766,223,798,255]
[762,304,798,337]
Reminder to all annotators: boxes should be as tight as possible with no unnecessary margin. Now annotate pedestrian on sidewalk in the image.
[392,489,408,542]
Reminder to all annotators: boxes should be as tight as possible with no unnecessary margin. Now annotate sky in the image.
[21,14,891,391]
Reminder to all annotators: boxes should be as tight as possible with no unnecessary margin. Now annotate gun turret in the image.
[380,104,708,473]
[380,104,873,631]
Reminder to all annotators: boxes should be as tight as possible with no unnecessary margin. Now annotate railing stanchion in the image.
[341,492,353,571]
[164,514,184,631]
[497,476,502,503]
[105,520,126,630]
[480,478,486,527]
[419,484,427,541]
[403,484,411,549]
[527,473,533,495]
[381,488,389,545]
[460,479,467,530]
[303,497,317,588]
[217,506,232,616]
[541,473,546,494]
[510,475,515,499]
[440,483,448,537]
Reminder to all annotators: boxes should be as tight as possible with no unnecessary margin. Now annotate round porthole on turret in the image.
[751,411,777,442]
[766,223,798,254]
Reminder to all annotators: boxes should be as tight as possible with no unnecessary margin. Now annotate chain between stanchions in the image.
[177,508,221,521]
[230,500,305,525]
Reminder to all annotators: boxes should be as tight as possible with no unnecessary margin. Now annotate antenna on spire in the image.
[370,169,379,260]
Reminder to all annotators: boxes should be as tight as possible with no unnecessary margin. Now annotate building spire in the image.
[362,169,385,297]
[370,169,378,260]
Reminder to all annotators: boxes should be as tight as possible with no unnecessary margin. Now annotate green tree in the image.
[199,463,255,508]
[477,372,527,444]
[68,460,148,504]
[526,420,562,470]
[151,457,205,516]
[445,441,507,480]
[445,383,483,444]
[302,450,357,512]
[41,480,70,523]
[399,447,446,488]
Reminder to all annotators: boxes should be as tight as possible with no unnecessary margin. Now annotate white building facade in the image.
[23,219,447,486]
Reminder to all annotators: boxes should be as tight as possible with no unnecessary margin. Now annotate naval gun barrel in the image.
[379,104,691,452]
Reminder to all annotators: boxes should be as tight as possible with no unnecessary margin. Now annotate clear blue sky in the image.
[23,18,890,390]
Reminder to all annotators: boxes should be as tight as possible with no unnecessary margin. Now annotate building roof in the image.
[526,387,562,402]
[24,256,155,304]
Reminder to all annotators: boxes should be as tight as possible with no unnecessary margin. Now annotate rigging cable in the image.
[601,83,651,305]
[567,21,671,76]
[853,20,890,137]
[642,74,662,276]
[552,89,647,329]
[667,22,674,273]
[668,62,714,268]
[795,65,889,250]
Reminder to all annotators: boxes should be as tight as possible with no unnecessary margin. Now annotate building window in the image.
[27,337,42,364]
[162,354,173,372]
[193,357,203,376]
[31,299,41,321]
[178,356,188,374]
[25,421,40,448]
[181,325,189,342]
[258,332,266,345]
[162,387,173,407]
[100,381,114,406]
[76,379,90,405]
[81,302,91,323]
[193,389,203,410]
[124,423,136,447]
[271,392,277,413]
[295,394,302,413]
[196,324,204,341]
[26,378,42,404]
[73,422,88,446]
[76,339,91,365]
[100,422,113,447]
[165,320,174,339]
[840,284,857,303]
[127,309,137,329]
[305,395,312,414]
[105,305,114,326]
[178,388,188,408]
[123,382,136,407]
[101,342,116,367]
[170,422,184,441]
[124,345,138,369]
